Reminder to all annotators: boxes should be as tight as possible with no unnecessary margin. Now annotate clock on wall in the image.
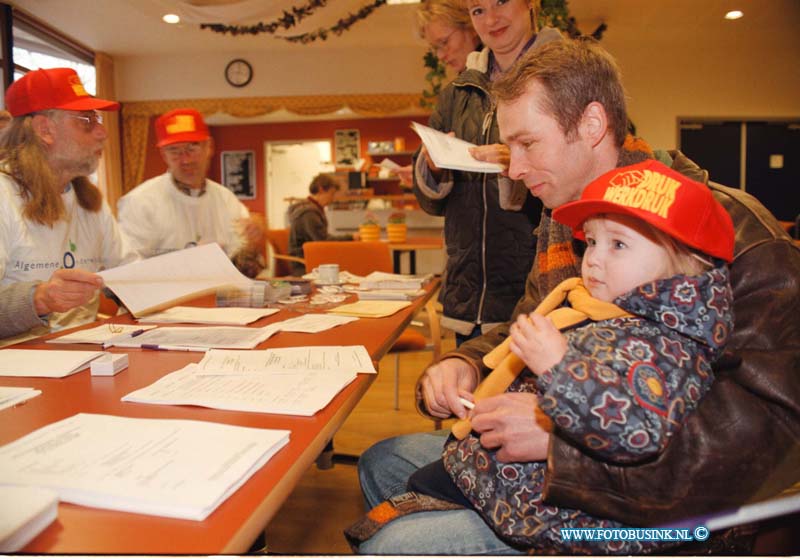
[225,58,253,88]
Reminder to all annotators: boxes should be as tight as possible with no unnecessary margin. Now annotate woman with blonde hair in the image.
[415,0,480,73]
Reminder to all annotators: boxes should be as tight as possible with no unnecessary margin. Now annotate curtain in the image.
[94,51,124,214]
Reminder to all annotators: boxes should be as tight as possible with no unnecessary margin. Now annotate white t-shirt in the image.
[0,173,137,341]
[117,173,250,258]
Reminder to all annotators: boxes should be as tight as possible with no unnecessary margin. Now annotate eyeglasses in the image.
[163,142,204,158]
[430,29,457,54]
[64,111,104,131]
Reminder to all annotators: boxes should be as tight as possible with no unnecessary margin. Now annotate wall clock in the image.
[225,59,253,88]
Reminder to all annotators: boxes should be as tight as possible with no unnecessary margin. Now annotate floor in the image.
[263,332,456,554]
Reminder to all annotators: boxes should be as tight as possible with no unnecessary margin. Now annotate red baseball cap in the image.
[552,160,734,262]
[155,108,210,147]
[5,68,119,117]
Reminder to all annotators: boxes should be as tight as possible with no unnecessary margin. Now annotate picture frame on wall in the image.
[220,150,256,199]
[334,129,360,167]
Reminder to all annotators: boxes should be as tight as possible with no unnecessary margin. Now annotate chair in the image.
[265,228,305,277]
[303,241,442,410]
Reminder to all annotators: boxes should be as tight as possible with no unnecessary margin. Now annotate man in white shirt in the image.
[117,108,264,276]
[0,68,137,345]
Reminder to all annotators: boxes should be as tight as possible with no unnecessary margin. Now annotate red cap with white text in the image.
[552,160,734,262]
[5,68,119,117]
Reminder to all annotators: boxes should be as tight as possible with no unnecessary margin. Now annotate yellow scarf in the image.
[451,277,633,439]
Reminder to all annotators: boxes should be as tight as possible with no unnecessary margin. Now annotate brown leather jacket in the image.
[425,151,800,525]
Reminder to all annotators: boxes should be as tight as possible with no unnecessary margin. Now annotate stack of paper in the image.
[0,350,105,378]
[359,271,432,290]
[351,288,425,301]
[0,387,42,411]
[47,324,157,345]
[0,487,58,552]
[0,413,290,521]
[109,325,278,351]
[327,300,411,318]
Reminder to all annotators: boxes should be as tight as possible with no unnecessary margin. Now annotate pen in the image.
[141,344,208,352]
[459,397,475,410]
[103,328,146,349]
[130,328,146,337]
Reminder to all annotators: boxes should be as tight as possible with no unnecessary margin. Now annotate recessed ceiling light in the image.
[724,10,743,20]
[163,14,180,24]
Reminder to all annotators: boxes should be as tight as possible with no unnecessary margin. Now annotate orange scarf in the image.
[451,278,632,439]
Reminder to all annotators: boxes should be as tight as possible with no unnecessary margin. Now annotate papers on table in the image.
[411,122,504,173]
[138,306,279,325]
[99,243,253,317]
[109,325,277,351]
[197,346,376,375]
[327,300,411,318]
[123,363,357,416]
[122,346,374,416]
[0,413,290,521]
[0,486,58,552]
[350,288,425,301]
[267,313,358,334]
[359,271,432,290]
[0,350,105,378]
[47,323,157,345]
[0,387,42,411]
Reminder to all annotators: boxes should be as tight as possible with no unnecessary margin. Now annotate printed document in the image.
[47,323,157,345]
[0,413,290,521]
[197,346,377,375]
[138,306,280,325]
[359,271,432,290]
[0,486,58,552]
[266,314,358,334]
[411,122,504,173]
[123,363,357,416]
[0,349,105,378]
[110,325,278,351]
[99,243,253,317]
[327,300,411,318]
[0,387,42,411]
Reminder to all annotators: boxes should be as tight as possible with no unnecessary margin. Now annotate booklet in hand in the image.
[411,122,504,174]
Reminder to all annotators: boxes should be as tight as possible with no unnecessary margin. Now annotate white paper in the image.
[351,289,425,301]
[123,363,357,416]
[197,346,377,375]
[110,325,279,351]
[98,244,253,317]
[267,314,358,334]
[411,122,504,173]
[0,387,42,411]
[0,350,105,378]
[0,413,290,521]
[46,324,157,345]
[360,271,432,290]
[139,306,279,325]
[0,486,58,552]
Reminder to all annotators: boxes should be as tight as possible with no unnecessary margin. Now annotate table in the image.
[0,281,439,554]
[388,236,443,274]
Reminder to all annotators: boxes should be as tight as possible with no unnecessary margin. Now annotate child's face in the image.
[581,214,675,303]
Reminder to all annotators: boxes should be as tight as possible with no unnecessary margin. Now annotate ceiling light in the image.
[724,10,743,20]
[163,13,180,24]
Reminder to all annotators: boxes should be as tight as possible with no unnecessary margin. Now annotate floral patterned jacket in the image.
[442,266,734,553]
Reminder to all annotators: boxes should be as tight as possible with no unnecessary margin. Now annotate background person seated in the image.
[286,173,358,276]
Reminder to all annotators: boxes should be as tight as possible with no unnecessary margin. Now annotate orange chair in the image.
[303,240,441,409]
[265,228,305,277]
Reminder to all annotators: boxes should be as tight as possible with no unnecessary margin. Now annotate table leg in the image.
[393,251,402,274]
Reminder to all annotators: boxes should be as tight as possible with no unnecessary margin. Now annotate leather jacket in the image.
[426,151,800,525]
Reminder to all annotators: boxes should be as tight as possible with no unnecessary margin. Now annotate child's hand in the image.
[508,312,568,375]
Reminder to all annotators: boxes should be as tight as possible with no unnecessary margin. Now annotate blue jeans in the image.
[455,325,483,348]
[357,432,523,555]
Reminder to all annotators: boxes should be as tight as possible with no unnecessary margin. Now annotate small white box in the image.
[90,353,128,376]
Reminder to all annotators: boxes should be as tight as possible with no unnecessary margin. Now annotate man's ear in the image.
[31,114,57,146]
[579,102,608,148]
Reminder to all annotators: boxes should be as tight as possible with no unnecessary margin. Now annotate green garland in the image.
[199,0,388,44]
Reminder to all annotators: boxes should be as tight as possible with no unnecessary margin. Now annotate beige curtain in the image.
[121,92,426,193]
[94,52,124,214]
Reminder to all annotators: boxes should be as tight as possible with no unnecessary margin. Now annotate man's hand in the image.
[238,214,267,249]
[470,392,551,463]
[420,358,479,419]
[33,269,104,315]
[509,312,568,375]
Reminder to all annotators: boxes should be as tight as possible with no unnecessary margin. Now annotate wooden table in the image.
[0,281,438,554]
[388,236,443,274]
